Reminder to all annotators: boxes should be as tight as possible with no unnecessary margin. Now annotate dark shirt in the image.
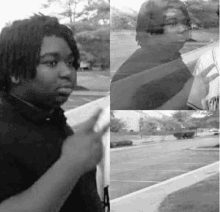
[111,47,191,109]
[0,93,103,211]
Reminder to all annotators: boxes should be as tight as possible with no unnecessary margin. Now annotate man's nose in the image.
[59,61,74,78]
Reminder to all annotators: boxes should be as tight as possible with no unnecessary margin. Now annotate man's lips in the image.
[57,85,74,95]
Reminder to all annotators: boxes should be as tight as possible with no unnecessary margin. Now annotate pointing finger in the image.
[99,123,110,136]
[84,109,103,132]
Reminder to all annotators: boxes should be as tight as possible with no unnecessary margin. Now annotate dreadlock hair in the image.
[0,14,80,93]
[136,0,191,46]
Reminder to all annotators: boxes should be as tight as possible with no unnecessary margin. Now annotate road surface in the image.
[110,136,219,200]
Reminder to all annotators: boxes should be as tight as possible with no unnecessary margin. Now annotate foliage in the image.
[111,7,137,30]
[42,0,85,24]
[173,131,195,139]
[110,117,126,133]
[110,140,133,148]
[111,0,219,30]
[82,0,110,25]
[139,110,219,136]
[172,110,219,129]
[186,0,219,28]
[75,26,109,68]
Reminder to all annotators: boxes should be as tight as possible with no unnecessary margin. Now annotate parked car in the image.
[80,61,91,71]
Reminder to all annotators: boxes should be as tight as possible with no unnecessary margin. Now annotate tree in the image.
[82,0,110,25]
[142,119,159,135]
[139,117,145,138]
[172,111,195,128]
[42,0,85,24]
[110,116,126,133]
[111,7,137,30]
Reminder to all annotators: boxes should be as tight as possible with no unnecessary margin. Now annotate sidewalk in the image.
[110,162,219,212]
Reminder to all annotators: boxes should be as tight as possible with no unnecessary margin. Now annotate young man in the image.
[111,0,219,110]
[0,14,109,212]
[111,0,191,83]
[111,0,193,109]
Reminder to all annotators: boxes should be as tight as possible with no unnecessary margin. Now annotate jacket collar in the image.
[6,93,66,124]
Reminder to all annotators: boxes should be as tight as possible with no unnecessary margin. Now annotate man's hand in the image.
[61,109,110,175]
[186,64,219,108]
[158,64,219,110]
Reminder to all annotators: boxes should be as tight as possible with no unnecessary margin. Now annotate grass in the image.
[158,174,219,212]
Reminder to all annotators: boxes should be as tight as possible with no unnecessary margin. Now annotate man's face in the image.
[150,8,190,52]
[16,35,77,109]
[163,8,190,49]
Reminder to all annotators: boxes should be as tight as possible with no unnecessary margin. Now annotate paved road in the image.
[110,136,219,200]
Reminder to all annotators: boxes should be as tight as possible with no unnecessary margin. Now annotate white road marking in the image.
[160,170,187,172]
[111,180,160,183]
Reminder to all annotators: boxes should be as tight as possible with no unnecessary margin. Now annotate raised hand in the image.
[62,109,110,175]
[185,64,218,101]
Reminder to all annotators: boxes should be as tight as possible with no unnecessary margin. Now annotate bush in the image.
[110,140,133,148]
[173,131,195,139]
[76,28,110,69]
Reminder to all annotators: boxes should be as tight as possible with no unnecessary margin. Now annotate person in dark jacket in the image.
[111,0,193,109]
[0,14,109,212]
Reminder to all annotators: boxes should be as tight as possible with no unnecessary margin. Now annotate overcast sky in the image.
[111,0,146,12]
[0,0,46,31]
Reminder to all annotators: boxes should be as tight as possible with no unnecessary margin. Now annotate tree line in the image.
[110,111,219,135]
[111,0,219,30]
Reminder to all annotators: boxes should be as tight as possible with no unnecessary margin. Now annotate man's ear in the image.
[10,76,20,84]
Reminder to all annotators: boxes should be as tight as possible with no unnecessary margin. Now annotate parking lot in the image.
[110,136,219,200]
[61,70,110,111]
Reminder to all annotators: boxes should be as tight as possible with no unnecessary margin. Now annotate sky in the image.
[0,0,45,30]
[111,0,147,12]
[0,0,87,32]
[0,0,46,31]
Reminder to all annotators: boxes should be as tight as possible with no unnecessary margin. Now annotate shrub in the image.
[173,131,195,139]
[110,140,133,148]
[75,28,110,69]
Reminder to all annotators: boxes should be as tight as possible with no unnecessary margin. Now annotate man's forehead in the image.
[165,8,183,18]
[40,36,72,57]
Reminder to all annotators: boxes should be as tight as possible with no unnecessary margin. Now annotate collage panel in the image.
[110,110,219,211]
[110,0,219,110]
[0,0,110,212]
[110,0,219,211]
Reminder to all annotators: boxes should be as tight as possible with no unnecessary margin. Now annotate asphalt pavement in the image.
[110,136,219,200]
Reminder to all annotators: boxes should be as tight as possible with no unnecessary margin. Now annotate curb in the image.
[110,161,219,212]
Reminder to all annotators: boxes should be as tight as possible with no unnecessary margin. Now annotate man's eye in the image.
[66,59,74,67]
[166,22,177,26]
[44,61,58,67]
